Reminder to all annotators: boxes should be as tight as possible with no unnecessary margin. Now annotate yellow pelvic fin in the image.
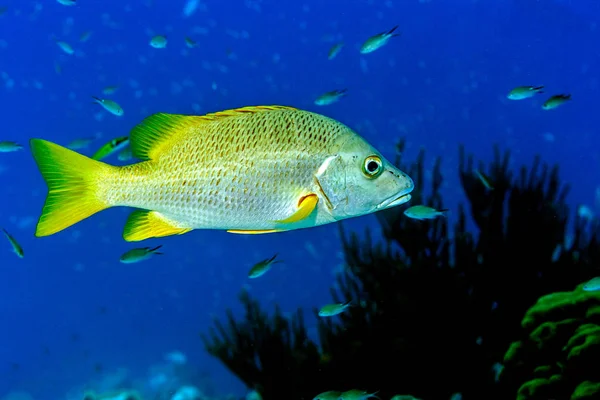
[123,210,192,242]
[30,139,114,237]
[130,106,297,161]
[227,229,281,235]
[274,193,319,224]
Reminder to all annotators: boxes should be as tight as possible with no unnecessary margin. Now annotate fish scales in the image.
[101,108,349,229]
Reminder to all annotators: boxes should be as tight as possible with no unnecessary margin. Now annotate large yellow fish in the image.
[30,106,414,242]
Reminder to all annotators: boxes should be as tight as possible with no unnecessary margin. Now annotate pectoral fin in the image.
[123,210,191,242]
[274,193,318,224]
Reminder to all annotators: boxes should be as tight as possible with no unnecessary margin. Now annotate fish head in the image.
[315,134,414,220]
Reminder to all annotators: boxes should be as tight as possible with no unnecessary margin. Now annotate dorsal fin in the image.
[200,105,297,120]
[129,113,201,161]
[129,106,298,161]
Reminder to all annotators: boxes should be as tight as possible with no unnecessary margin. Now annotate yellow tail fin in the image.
[30,139,114,237]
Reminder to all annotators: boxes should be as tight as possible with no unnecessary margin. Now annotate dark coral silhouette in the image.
[202,141,600,400]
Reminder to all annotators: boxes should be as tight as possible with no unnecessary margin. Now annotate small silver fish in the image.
[328,43,344,60]
[246,390,262,400]
[79,30,92,42]
[67,137,95,150]
[248,254,281,279]
[339,389,380,400]
[318,301,352,317]
[314,89,347,106]
[164,350,187,364]
[360,25,400,54]
[117,146,133,162]
[313,391,342,400]
[578,205,594,221]
[102,85,119,95]
[2,228,23,258]
[542,94,571,110]
[56,40,74,55]
[475,169,493,191]
[506,86,544,100]
[92,96,124,116]
[150,35,168,49]
[185,37,198,48]
[0,141,23,152]
[120,245,163,264]
[583,276,600,292]
[404,205,448,220]
[92,136,129,161]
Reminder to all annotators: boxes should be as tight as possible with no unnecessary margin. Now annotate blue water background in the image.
[1,0,599,398]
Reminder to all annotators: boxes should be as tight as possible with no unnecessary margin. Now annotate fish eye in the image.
[362,155,383,178]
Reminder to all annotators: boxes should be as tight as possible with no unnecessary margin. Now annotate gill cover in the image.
[315,154,346,215]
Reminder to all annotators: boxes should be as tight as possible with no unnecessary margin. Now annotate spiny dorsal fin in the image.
[130,106,298,161]
[129,113,201,161]
[200,105,297,120]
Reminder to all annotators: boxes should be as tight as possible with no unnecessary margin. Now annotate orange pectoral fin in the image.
[274,193,318,224]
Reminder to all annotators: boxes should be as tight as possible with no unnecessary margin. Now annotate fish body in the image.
[583,277,600,292]
[248,254,280,278]
[119,245,163,263]
[313,391,341,400]
[172,386,201,400]
[506,86,544,100]
[246,390,262,400]
[67,137,95,150]
[339,389,380,400]
[0,141,23,152]
[92,97,124,116]
[80,30,92,42]
[328,43,344,60]
[102,85,119,95]
[29,106,414,242]
[318,301,351,317]
[475,169,493,191]
[390,396,421,400]
[92,136,130,160]
[578,205,594,221]
[165,350,187,364]
[2,228,24,258]
[57,0,76,5]
[150,35,168,49]
[185,37,198,48]
[360,25,400,54]
[404,205,447,220]
[117,146,133,162]
[315,89,347,106]
[542,94,571,110]
[56,41,74,55]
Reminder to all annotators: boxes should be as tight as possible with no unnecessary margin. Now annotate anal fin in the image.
[123,210,191,242]
[274,193,318,224]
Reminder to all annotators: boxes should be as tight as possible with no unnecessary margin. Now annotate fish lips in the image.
[377,192,412,210]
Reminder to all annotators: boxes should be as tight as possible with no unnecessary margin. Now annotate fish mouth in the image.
[377,193,412,210]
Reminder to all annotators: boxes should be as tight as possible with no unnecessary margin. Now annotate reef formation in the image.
[202,141,600,400]
[503,285,600,400]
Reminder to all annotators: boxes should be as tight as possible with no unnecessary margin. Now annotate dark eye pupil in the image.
[367,160,379,173]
